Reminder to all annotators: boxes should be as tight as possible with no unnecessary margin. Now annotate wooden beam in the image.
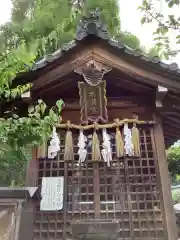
[162,114,180,125]
[93,48,180,91]
[163,126,180,139]
[114,76,153,93]
[33,50,93,90]
[41,96,150,110]
[156,86,168,108]
[33,75,76,94]
[161,94,180,113]
[152,115,178,240]
[169,93,180,101]
[165,112,180,118]
[32,46,180,92]
[173,104,180,111]
[164,131,180,138]
[114,82,149,93]
[65,100,139,110]
[163,120,180,130]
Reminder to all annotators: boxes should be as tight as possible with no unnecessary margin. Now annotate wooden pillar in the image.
[18,200,36,240]
[25,148,38,187]
[94,163,100,218]
[152,115,178,240]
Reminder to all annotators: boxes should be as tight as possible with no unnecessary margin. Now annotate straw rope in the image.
[56,118,155,130]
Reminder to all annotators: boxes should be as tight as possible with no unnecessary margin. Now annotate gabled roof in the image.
[30,10,180,76]
[15,11,180,147]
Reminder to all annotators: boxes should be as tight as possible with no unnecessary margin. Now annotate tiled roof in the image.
[31,10,180,75]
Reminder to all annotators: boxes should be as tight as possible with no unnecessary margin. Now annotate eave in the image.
[15,36,180,93]
[12,14,180,148]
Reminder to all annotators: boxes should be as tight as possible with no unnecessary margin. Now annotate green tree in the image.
[167,146,180,184]
[118,32,141,49]
[0,0,143,56]
[0,40,64,186]
[0,0,151,186]
[139,0,180,59]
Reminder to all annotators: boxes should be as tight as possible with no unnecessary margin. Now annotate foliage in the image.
[74,0,121,37]
[0,36,64,186]
[0,0,143,58]
[167,146,180,184]
[139,0,180,59]
[0,146,30,186]
[0,0,160,186]
[118,32,141,49]
[0,0,122,186]
[172,190,180,204]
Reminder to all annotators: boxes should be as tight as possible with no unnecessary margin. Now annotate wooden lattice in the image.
[33,128,164,240]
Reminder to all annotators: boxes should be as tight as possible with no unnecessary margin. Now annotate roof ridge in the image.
[31,9,180,74]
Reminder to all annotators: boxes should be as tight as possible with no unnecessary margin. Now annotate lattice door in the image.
[33,128,165,240]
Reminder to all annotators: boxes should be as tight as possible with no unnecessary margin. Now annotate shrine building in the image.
[8,11,180,240]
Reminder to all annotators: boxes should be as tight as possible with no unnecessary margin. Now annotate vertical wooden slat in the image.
[25,148,38,187]
[152,115,178,240]
[63,162,68,239]
[94,162,100,218]
[124,157,134,240]
[86,159,89,219]
[143,129,152,239]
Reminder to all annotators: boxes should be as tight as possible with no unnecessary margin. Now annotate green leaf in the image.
[176,39,180,44]
[141,17,146,25]
[168,0,175,8]
[35,105,40,113]
[161,26,169,34]
[56,99,64,112]
[40,103,46,115]
[49,109,59,122]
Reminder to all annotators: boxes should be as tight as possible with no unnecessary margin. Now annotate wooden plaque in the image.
[78,81,108,124]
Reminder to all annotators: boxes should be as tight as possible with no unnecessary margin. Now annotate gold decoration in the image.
[64,122,74,161]
[132,123,141,157]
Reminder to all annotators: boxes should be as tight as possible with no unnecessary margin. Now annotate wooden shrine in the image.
[14,11,180,240]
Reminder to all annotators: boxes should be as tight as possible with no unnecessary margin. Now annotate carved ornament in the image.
[75,60,111,86]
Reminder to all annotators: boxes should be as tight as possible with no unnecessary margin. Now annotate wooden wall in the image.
[61,97,154,124]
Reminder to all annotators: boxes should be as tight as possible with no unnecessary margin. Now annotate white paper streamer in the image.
[48,127,60,159]
[77,130,87,166]
[101,128,112,167]
[124,123,133,156]
[40,177,64,211]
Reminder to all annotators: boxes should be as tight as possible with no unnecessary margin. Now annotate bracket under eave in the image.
[156,85,168,108]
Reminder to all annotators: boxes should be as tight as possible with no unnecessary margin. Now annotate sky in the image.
[0,0,180,65]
